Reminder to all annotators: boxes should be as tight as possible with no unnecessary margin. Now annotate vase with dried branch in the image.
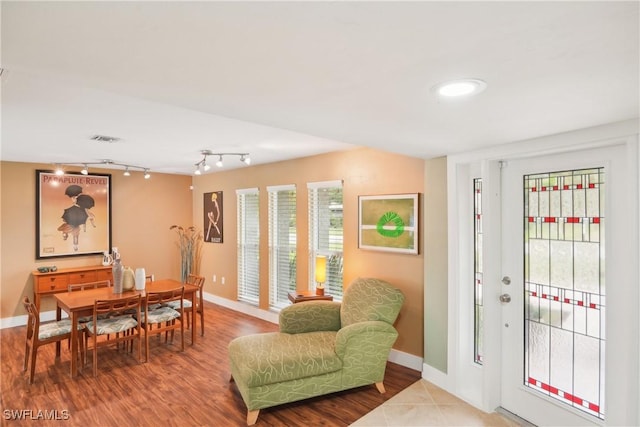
[170,225,203,283]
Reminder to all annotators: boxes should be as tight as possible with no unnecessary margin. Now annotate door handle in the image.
[499,293,511,303]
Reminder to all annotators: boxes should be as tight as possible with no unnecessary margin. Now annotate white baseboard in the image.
[2,308,65,329]
[204,292,279,324]
[1,314,30,329]
[389,348,423,372]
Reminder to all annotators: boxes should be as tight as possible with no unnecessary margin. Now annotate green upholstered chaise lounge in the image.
[228,277,405,425]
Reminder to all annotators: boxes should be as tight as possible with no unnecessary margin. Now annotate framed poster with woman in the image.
[204,191,223,243]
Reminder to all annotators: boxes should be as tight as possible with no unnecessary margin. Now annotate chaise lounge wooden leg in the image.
[375,382,386,394]
[247,409,259,426]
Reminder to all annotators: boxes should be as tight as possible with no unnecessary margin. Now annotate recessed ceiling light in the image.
[434,79,487,97]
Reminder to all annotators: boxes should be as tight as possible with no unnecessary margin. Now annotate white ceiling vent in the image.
[90,135,121,143]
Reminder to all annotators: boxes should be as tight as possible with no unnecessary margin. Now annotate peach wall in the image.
[192,147,425,357]
[0,161,193,317]
[1,148,426,358]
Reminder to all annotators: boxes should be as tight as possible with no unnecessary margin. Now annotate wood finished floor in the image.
[1,301,421,426]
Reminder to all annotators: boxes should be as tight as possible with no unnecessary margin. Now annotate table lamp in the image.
[315,255,326,295]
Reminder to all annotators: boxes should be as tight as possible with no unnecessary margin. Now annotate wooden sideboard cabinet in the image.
[32,265,113,311]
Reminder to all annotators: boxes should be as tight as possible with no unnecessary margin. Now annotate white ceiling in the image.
[1,1,638,175]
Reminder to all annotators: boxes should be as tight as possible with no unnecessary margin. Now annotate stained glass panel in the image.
[474,178,483,365]
[524,168,605,419]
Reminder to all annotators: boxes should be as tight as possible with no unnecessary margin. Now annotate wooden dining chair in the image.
[137,286,185,362]
[84,294,142,377]
[22,296,84,384]
[165,274,205,336]
[68,280,112,323]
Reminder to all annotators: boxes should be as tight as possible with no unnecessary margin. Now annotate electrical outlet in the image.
[221,277,225,285]
[213,274,217,283]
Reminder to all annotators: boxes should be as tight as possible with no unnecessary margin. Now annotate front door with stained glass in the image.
[497,145,630,427]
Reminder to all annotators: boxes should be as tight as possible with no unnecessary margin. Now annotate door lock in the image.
[502,276,511,285]
[499,293,512,303]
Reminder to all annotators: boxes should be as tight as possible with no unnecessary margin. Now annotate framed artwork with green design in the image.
[358,193,418,254]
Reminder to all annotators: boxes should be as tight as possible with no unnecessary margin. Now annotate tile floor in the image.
[351,379,532,426]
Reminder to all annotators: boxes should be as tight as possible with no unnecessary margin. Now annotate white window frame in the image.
[267,184,297,310]
[236,187,260,305]
[308,180,344,299]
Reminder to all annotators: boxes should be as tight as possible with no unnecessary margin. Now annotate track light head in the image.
[216,156,223,168]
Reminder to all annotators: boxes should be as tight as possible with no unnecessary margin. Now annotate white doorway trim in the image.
[433,119,639,423]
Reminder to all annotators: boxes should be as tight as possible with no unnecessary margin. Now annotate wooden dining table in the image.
[54,278,198,378]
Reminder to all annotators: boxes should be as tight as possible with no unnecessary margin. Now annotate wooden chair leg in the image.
[93,335,98,377]
[145,326,150,363]
[28,346,38,384]
[375,382,386,393]
[199,308,204,336]
[247,410,259,426]
[23,341,30,372]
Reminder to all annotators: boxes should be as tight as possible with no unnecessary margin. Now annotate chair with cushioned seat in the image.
[22,296,85,384]
[164,274,205,336]
[228,277,404,425]
[137,286,184,362]
[84,294,142,377]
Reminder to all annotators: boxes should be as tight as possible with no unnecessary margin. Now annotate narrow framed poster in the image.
[358,193,418,254]
[36,170,112,259]
[204,191,223,243]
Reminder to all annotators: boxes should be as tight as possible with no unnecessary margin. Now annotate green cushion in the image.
[279,301,341,334]
[229,331,341,388]
[340,277,405,327]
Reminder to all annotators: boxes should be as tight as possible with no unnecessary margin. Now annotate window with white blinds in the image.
[267,185,297,309]
[236,188,260,305]
[308,180,343,299]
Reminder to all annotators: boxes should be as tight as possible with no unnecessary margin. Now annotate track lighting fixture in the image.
[53,160,151,179]
[193,150,251,175]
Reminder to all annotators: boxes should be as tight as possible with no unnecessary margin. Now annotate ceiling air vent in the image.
[90,135,121,143]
